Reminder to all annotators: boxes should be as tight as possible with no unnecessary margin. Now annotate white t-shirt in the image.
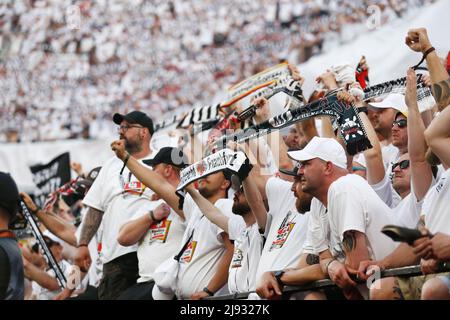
[175,194,234,299]
[256,177,310,283]
[227,215,263,293]
[371,174,422,228]
[33,260,72,300]
[422,169,450,234]
[130,199,186,283]
[83,154,155,264]
[327,174,398,262]
[306,198,329,255]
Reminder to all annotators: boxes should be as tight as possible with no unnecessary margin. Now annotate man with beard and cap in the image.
[255,162,330,300]
[116,147,189,300]
[289,136,398,300]
[183,171,263,294]
[110,140,235,300]
[74,111,157,300]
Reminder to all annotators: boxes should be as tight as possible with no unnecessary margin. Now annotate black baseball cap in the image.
[0,172,20,218]
[143,147,189,169]
[279,162,301,177]
[76,166,102,188]
[113,111,154,135]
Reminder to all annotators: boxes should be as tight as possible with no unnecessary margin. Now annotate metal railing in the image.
[205,263,450,300]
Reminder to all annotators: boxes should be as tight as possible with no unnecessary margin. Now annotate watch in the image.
[274,270,285,287]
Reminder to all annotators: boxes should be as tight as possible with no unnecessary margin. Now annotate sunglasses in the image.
[392,119,407,128]
[391,159,410,172]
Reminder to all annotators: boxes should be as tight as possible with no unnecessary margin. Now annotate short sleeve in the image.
[331,191,366,242]
[82,161,110,212]
[227,214,246,241]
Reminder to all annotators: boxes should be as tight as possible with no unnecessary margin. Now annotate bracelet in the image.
[123,152,130,165]
[203,287,214,296]
[325,258,337,275]
[149,210,160,223]
[77,243,88,248]
[423,46,436,59]
[412,46,435,70]
[357,106,368,115]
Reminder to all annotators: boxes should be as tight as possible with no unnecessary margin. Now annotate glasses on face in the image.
[392,119,407,128]
[392,159,410,172]
[117,124,144,133]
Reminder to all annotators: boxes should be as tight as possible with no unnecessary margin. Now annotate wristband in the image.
[77,243,88,248]
[203,287,214,296]
[149,210,160,222]
[357,106,368,115]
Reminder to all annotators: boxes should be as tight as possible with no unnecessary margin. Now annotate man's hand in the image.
[420,258,439,275]
[405,68,418,108]
[20,192,38,213]
[405,28,433,54]
[288,64,305,86]
[251,97,270,124]
[327,260,357,290]
[357,259,384,281]
[153,202,171,221]
[430,232,450,261]
[110,139,128,161]
[336,90,356,104]
[190,290,210,300]
[316,70,338,90]
[412,227,434,259]
[255,271,282,300]
[74,246,92,273]
[71,162,83,176]
[53,287,74,300]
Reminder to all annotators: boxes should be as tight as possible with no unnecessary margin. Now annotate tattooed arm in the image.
[342,230,371,271]
[74,206,103,272]
[405,28,450,110]
[78,207,103,245]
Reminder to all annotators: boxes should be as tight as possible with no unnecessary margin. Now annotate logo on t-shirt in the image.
[123,181,146,196]
[231,248,244,268]
[148,218,172,244]
[269,211,296,251]
[180,241,197,264]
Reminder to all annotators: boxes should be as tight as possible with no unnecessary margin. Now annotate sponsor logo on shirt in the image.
[180,241,197,264]
[148,218,172,244]
[436,177,446,194]
[269,211,296,251]
[231,248,244,268]
[123,181,146,196]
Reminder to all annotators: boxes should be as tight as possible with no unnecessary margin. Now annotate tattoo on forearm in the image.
[393,285,405,300]
[343,231,357,252]
[306,254,320,265]
[432,78,450,110]
[79,207,103,244]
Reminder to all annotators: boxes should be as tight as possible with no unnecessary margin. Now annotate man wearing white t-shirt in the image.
[110,141,235,300]
[256,163,330,300]
[75,111,156,300]
[184,171,263,295]
[116,147,188,299]
[289,136,398,299]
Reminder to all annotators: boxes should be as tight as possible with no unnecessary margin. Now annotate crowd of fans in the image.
[0,0,435,142]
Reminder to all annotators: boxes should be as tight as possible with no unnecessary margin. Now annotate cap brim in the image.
[143,159,157,167]
[279,168,298,176]
[113,113,138,125]
[287,149,315,162]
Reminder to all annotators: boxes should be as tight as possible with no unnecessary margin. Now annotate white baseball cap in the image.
[288,137,347,169]
[368,93,408,117]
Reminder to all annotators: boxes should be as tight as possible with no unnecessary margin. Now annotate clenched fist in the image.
[111,139,128,161]
[405,28,433,54]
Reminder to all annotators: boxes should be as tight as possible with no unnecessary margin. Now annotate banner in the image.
[29,152,71,208]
